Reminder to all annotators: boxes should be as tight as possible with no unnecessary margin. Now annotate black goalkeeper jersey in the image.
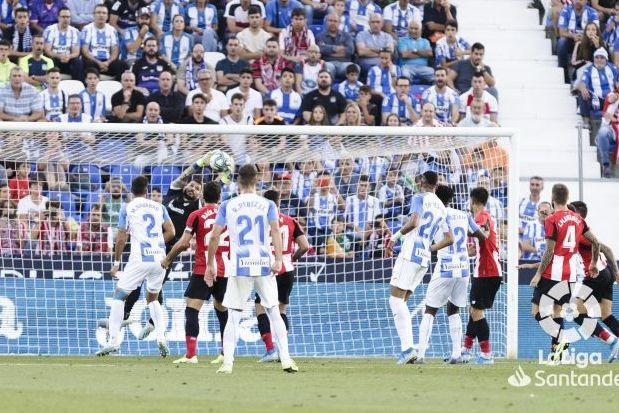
[163,187,202,248]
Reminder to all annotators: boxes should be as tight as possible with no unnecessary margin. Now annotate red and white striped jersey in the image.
[275,212,304,275]
[542,209,589,282]
[185,204,229,277]
[578,237,607,278]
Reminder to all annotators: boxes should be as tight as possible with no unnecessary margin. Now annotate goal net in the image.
[0,123,518,358]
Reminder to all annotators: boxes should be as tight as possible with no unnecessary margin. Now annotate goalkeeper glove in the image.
[195,151,215,168]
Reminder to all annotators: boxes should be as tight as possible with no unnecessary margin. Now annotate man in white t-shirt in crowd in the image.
[458,72,498,123]
[17,181,48,219]
[185,69,229,121]
[226,68,263,118]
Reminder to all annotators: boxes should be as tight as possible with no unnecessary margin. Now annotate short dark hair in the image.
[446,19,458,30]
[471,42,485,52]
[263,98,277,107]
[569,201,588,218]
[131,175,149,196]
[58,6,70,14]
[435,67,447,76]
[281,67,295,77]
[240,67,253,77]
[248,5,262,16]
[422,170,438,187]
[226,36,239,44]
[85,67,100,78]
[359,85,372,94]
[67,93,81,102]
[144,37,158,46]
[0,39,10,48]
[291,7,306,18]
[435,185,454,207]
[151,186,162,193]
[266,37,279,45]
[379,48,392,55]
[551,183,569,206]
[359,174,370,183]
[346,64,359,74]
[230,92,245,103]
[470,187,489,206]
[47,67,61,75]
[29,180,40,188]
[14,7,28,16]
[191,93,207,103]
[203,181,221,204]
[263,189,281,206]
[94,4,108,12]
[238,164,258,187]
[396,76,410,84]
[472,72,485,80]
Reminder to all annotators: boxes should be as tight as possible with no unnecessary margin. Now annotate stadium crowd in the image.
[0,0,517,259]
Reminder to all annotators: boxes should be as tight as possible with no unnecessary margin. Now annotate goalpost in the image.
[0,123,519,359]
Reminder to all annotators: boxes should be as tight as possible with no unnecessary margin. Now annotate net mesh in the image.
[0,126,511,358]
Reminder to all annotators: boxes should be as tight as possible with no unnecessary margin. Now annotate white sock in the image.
[148,300,165,342]
[448,313,463,359]
[108,299,124,346]
[417,313,434,359]
[266,306,291,363]
[223,310,242,365]
[389,296,413,351]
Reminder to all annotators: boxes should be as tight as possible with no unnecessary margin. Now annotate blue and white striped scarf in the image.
[12,25,32,52]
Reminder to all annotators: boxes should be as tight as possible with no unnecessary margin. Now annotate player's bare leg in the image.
[173,298,204,364]
[146,291,169,357]
[210,300,228,364]
[389,286,416,365]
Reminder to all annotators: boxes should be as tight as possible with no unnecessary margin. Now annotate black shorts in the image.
[470,277,502,309]
[255,271,295,305]
[582,267,614,302]
[184,275,228,303]
[531,277,571,306]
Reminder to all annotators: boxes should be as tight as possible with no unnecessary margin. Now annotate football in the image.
[209,150,233,173]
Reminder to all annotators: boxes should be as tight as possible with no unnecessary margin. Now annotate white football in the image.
[209,150,234,173]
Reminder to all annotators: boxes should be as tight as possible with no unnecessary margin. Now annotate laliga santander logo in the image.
[537,281,600,343]
[508,365,532,387]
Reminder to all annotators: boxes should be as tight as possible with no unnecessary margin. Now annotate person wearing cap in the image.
[123,7,155,65]
[109,0,148,35]
[576,47,618,136]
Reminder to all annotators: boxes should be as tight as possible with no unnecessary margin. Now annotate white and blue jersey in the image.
[400,192,448,267]
[421,85,459,124]
[367,64,401,96]
[118,197,170,263]
[381,92,420,124]
[310,192,338,231]
[581,63,618,99]
[122,26,154,61]
[433,207,479,279]
[40,89,65,121]
[160,31,193,67]
[215,192,277,277]
[268,87,302,124]
[186,3,218,29]
[79,89,107,119]
[434,36,470,67]
[382,2,422,38]
[43,23,81,57]
[558,4,599,34]
[80,23,118,61]
[151,0,185,33]
[349,0,382,32]
[518,197,540,235]
[336,80,363,101]
[522,220,546,260]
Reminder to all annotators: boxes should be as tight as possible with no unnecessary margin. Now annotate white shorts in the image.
[425,277,470,309]
[116,261,166,294]
[223,276,279,310]
[390,257,427,292]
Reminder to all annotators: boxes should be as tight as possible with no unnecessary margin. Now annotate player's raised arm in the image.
[600,243,619,281]
[161,231,192,269]
[291,233,310,262]
[583,230,601,277]
[170,151,215,190]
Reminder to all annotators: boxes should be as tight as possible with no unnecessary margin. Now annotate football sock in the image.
[257,313,274,352]
[215,308,228,352]
[108,299,124,346]
[223,310,242,365]
[389,296,413,351]
[281,313,289,332]
[464,316,476,349]
[266,306,291,362]
[574,315,615,344]
[551,318,564,346]
[448,314,463,359]
[603,315,619,336]
[148,300,165,342]
[417,313,434,359]
[147,291,164,327]
[123,288,140,320]
[185,307,199,358]
[476,318,490,354]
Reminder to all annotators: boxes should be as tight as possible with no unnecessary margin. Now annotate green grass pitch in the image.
[0,357,616,413]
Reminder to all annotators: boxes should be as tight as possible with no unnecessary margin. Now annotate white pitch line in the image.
[0,363,116,367]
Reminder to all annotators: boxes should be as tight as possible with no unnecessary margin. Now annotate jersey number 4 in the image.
[562,225,576,252]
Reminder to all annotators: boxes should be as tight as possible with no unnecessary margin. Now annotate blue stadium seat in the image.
[310,24,324,35]
[80,191,101,219]
[69,164,102,195]
[110,164,143,187]
[150,166,181,194]
[96,138,127,161]
[411,85,430,101]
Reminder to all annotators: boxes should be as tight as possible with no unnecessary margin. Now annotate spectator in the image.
[349,0,382,34]
[252,37,291,94]
[40,68,64,121]
[458,72,499,123]
[99,177,127,227]
[292,160,317,202]
[398,20,434,85]
[383,0,422,40]
[265,0,304,35]
[378,167,404,217]
[301,0,329,26]
[150,187,163,203]
[220,92,253,126]
[216,36,250,93]
[345,174,381,243]
[422,0,457,41]
[224,0,266,35]
[226,67,262,118]
[478,174,505,227]
[30,0,64,33]
[42,7,83,81]
[254,98,286,125]
[355,14,395,77]
[571,22,606,78]
[327,0,350,33]
[66,0,100,29]
[434,20,470,70]
[518,176,544,236]
[28,200,73,254]
[457,97,497,127]
[338,101,364,126]
[19,34,54,91]
[81,5,128,81]
[368,48,401,96]
[147,71,186,123]
[237,5,271,62]
[0,39,16,86]
[414,102,442,126]
[0,66,44,122]
[316,13,355,81]
[520,201,551,261]
[185,0,218,51]
[134,101,178,166]
[366,215,392,258]
[177,43,210,96]
[17,181,47,218]
[79,68,107,122]
[185,69,229,121]
[122,7,155,66]
[9,162,30,201]
[381,75,419,125]
[336,64,363,101]
[36,133,69,191]
[595,90,619,177]
[384,112,402,126]
[180,93,218,124]
[448,42,497,98]
[150,0,185,39]
[109,0,146,34]
[308,174,338,248]
[299,45,326,95]
[0,198,20,254]
[325,216,354,259]
[79,204,109,253]
[0,0,22,40]
[357,85,379,126]
[421,67,459,124]
[279,7,316,64]
[275,172,307,225]
[7,8,33,60]
[334,157,360,200]
[0,182,10,200]
[557,0,599,83]
[132,37,173,96]
[58,94,93,122]
[109,71,146,123]
[576,48,617,131]
[160,14,193,69]
[301,70,346,123]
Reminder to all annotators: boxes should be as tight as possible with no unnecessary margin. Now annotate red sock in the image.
[479,340,491,354]
[186,335,197,358]
[597,328,613,344]
[261,333,274,352]
[464,335,474,349]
